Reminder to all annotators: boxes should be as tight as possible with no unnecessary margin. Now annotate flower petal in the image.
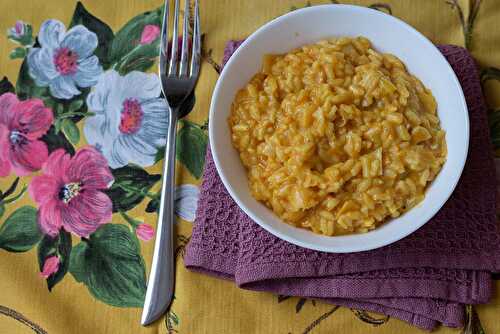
[40,255,60,278]
[61,25,98,59]
[38,199,63,237]
[13,99,53,139]
[120,71,161,101]
[61,190,112,237]
[83,113,107,145]
[27,47,59,87]
[174,184,200,222]
[42,149,71,179]
[0,93,19,127]
[83,113,119,168]
[106,137,128,169]
[0,125,11,176]
[73,56,102,88]
[38,19,65,50]
[29,174,60,206]
[136,223,155,241]
[86,70,121,115]
[10,139,49,175]
[140,25,160,45]
[67,146,113,190]
[137,98,169,147]
[0,156,10,177]
[49,75,81,99]
[113,134,157,168]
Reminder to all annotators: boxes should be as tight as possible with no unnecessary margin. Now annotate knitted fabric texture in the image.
[185,41,500,330]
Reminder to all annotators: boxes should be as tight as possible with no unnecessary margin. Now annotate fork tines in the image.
[160,0,200,78]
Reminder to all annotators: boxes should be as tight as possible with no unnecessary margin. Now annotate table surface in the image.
[0,0,499,333]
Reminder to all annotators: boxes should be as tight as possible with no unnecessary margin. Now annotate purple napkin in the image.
[185,42,500,330]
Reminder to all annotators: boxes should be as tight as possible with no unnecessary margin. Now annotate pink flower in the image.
[0,93,53,177]
[29,146,114,237]
[14,21,24,36]
[40,255,60,278]
[140,25,160,45]
[136,223,154,241]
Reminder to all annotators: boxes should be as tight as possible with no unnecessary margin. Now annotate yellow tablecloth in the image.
[0,1,499,333]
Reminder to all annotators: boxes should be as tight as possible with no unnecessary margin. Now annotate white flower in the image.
[27,19,102,99]
[175,184,200,222]
[84,70,169,169]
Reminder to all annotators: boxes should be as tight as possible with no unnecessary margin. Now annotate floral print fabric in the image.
[0,1,204,316]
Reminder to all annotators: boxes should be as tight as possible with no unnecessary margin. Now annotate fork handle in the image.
[141,107,179,326]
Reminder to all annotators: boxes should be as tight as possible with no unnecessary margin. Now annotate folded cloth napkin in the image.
[185,41,500,330]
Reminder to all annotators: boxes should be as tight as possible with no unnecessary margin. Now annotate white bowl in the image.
[209,4,469,253]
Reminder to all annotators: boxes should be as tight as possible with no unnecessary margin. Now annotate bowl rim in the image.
[208,4,470,253]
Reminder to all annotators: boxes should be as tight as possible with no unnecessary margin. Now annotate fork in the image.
[141,0,201,326]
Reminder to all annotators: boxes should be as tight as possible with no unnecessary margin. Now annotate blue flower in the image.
[27,19,102,99]
[83,70,168,169]
[175,184,200,222]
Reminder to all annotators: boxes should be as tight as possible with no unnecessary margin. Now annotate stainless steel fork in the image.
[141,0,201,326]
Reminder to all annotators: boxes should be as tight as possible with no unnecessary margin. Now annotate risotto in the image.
[228,36,447,236]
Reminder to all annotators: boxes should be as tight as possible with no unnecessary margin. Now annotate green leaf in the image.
[19,24,34,46]
[15,59,50,100]
[176,120,208,179]
[55,103,64,117]
[68,99,84,113]
[0,206,42,252]
[145,198,159,213]
[58,111,95,119]
[0,77,15,95]
[41,126,75,155]
[3,185,27,204]
[9,47,26,60]
[154,147,165,163]
[119,211,141,228]
[69,224,147,307]
[57,96,89,125]
[37,230,72,291]
[69,242,87,283]
[1,177,19,201]
[116,42,159,75]
[105,165,161,212]
[54,119,62,134]
[69,1,114,69]
[0,203,5,220]
[61,119,80,145]
[41,96,56,109]
[108,5,162,65]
